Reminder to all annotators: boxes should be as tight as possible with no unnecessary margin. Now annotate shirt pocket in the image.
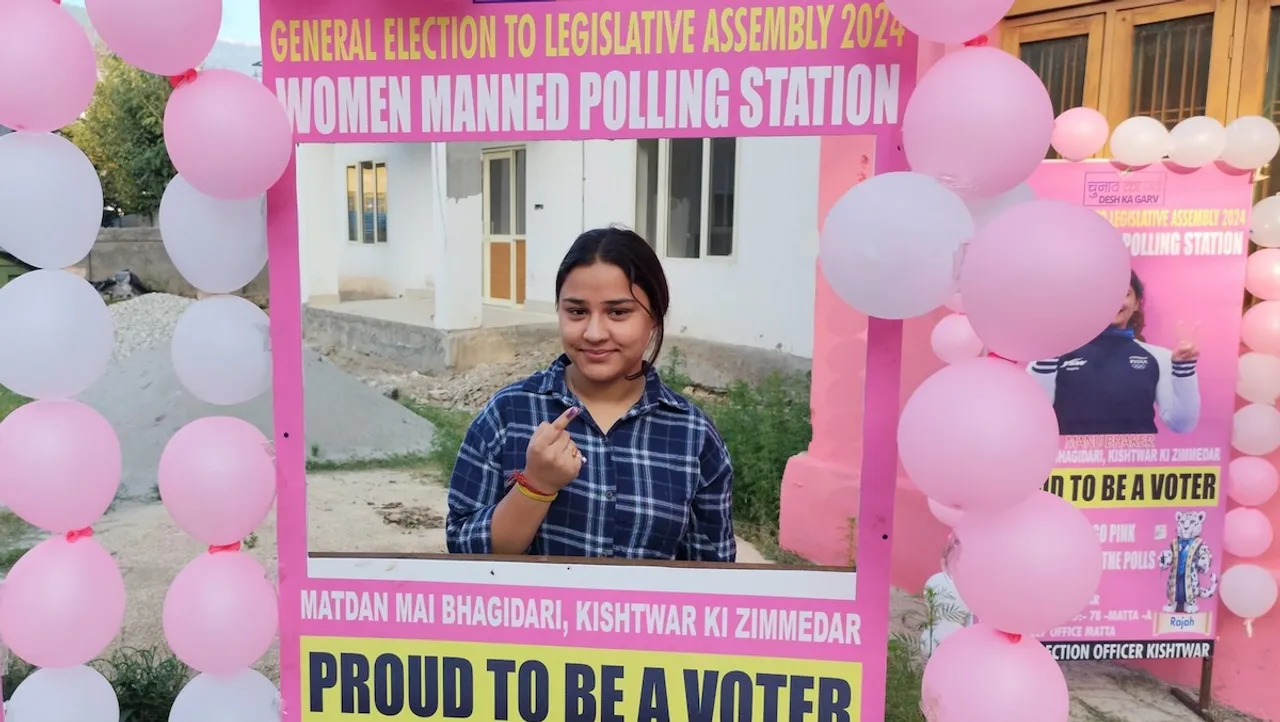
[619,455,699,559]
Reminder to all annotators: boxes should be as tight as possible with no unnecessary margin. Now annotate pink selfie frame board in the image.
[257,1,916,719]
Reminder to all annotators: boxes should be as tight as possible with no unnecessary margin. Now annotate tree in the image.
[68,53,176,222]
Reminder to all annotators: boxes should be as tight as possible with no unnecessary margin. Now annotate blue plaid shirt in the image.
[446,355,736,561]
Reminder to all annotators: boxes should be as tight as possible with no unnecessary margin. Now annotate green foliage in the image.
[3,647,190,720]
[68,54,176,221]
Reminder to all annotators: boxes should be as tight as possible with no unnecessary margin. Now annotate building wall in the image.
[300,137,822,357]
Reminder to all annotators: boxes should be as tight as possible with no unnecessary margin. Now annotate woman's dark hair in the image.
[554,226,669,379]
[1129,270,1146,341]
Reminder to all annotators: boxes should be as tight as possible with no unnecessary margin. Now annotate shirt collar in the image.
[523,354,689,413]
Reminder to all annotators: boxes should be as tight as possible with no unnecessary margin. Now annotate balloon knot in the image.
[65,527,94,542]
[986,352,1017,364]
[963,35,989,47]
[998,630,1022,643]
[208,541,242,554]
[169,68,198,89]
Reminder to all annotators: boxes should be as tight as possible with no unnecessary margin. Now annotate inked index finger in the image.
[551,406,580,431]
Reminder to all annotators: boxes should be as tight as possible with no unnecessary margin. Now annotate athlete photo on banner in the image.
[1026,161,1251,662]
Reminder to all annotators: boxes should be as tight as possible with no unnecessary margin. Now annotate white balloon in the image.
[1219,563,1278,620]
[819,172,973,320]
[1221,115,1280,171]
[1109,117,1171,167]
[1237,352,1280,404]
[1252,195,1280,249]
[170,669,280,722]
[964,183,1034,231]
[9,665,119,722]
[924,571,969,615]
[919,619,964,658]
[170,295,272,405]
[1232,403,1280,456]
[0,131,104,270]
[1167,116,1227,168]
[0,270,113,399]
[159,175,267,294]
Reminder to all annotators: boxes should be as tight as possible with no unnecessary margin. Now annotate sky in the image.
[64,0,263,45]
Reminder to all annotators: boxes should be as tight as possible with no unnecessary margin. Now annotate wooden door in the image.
[482,148,527,306]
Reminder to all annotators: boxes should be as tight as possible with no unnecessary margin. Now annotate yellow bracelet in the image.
[515,481,557,503]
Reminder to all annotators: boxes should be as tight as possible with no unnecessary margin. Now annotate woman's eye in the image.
[609,309,631,318]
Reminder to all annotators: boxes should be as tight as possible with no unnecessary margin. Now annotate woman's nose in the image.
[584,315,608,341]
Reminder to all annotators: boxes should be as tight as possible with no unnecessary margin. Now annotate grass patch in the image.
[3,647,191,720]
[0,385,26,421]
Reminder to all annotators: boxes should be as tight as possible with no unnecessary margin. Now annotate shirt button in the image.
[605,490,615,499]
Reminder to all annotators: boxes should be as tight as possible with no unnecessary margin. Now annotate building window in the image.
[1258,6,1280,197]
[345,161,388,243]
[634,138,737,258]
[1129,15,1214,128]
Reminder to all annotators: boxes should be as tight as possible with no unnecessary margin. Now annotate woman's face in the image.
[556,262,655,384]
[1114,285,1139,327]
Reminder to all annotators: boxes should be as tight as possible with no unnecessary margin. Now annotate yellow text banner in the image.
[301,635,862,721]
[1042,466,1219,509]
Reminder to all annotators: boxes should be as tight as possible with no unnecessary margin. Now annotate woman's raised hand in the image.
[524,406,584,493]
[1172,320,1200,363]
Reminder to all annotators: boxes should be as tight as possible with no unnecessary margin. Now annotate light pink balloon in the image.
[0,400,121,533]
[1224,508,1274,558]
[1052,108,1110,161]
[1228,457,1279,507]
[0,1,97,132]
[929,498,964,527]
[1247,249,1280,301]
[159,417,276,547]
[1242,301,1280,355]
[164,69,294,201]
[903,48,1054,199]
[951,491,1103,635]
[931,314,984,364]
[921,623,1069,722]
[86,0,221,76]
[884,0,1011,44]
[164,551,278,674]
[900,359,1059,512]
[961,199,1130,361]
[0,536,125,668]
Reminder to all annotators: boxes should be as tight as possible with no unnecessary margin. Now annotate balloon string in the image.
[169,68,199,89]
[209,541,242,554]
[963,35,989,47]
[1245,618,1254,638]
[997,630,1022,643]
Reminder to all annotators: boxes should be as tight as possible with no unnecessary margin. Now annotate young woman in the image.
[446,226,736,562]
[1029,271,1200,436]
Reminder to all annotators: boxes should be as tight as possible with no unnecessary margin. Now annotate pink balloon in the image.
[1242,301,1280,355]
[931,313,984,364]
[0,400,121,533]
[159,417,276,547]
[86,0,221,76]
[0,1,97,132]
[1247,249,1280,301]
[0,536,125,668]
[900,359,1059,512]
[1052,107,1110,161]
[921,623,1069,722]
[903,48,1054,199]
[951,491,1103,635]
[884,0,1011,44]
[1224,508,1274,558]
[929,498,964,527]
[961,199,1130,361]
[163,551,278,674]
[164,69,294,200]
[1228,456,1279,507]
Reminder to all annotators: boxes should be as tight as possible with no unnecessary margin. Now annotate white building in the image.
[296,137,821,362]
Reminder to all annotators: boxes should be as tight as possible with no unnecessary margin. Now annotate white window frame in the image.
[345,160,388,244]
[480,146,527,307]
[636,138,739,261]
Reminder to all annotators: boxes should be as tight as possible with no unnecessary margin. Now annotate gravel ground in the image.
[107,293,194,362]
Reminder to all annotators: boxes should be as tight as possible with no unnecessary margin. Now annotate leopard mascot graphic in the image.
[1157,510,1218,614]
